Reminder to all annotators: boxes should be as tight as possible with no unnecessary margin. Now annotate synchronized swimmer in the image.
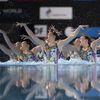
[0,23,100,63]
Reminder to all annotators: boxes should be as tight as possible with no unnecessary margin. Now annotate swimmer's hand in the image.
[20,35,30,40]
[79,25,89,30]
[16,22,26,27]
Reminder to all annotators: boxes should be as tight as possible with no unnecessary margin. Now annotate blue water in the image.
[0,62,100,100]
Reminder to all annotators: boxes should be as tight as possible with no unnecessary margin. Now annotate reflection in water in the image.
[0,64,100,100]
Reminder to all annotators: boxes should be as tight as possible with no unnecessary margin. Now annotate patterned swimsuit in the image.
[43,43,62,63]
[16,53,38,62]
[79,47,95,61]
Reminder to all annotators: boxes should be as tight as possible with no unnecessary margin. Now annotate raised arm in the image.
[21,35,38,45]
[0,44,13,57]
[0,29,20,55]
[17,23,45,46]
[58,25,87,51]
[91,37,100,52]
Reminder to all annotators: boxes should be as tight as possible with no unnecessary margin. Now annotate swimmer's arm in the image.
[21,34,38,45]
[0,29,20,55]
[31,46,42,54]
[17,23,45,46]
[0,44,13,57]
[58,25,82,51]
[91,37,100,51]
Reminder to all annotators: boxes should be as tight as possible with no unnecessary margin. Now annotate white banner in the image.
[40,7,73,20]
[34,25,47,37]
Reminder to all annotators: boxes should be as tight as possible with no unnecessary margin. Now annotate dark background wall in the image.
[0,0,100,26]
